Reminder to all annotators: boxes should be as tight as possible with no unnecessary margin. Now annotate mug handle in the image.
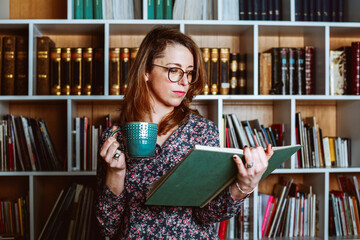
[110,128,121,137]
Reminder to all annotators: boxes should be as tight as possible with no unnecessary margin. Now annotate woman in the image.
[96,26,273,239]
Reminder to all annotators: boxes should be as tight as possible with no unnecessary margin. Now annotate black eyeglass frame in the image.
[152,64,198,84]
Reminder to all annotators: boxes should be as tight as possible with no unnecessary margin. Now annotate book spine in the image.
[0,36,2,94]
[201,48,210,95]
[84,0,93,19]
[288,48,296,95]
[239,0,247,20]
[93,0,103,19]
[210,48,219,95]
[280,47,288,95]
[259,52,272,95]
[338,0,344,22]
[296,47,305,95]
[148,0,155,19]
[50,48,62,95]
[229,53,238,95]
[36,37,54,95]
[268,0,274,20]
[271,47,281,94]
[237,53,247,94]
[71,48,82,95]
[109,48,121,95]
[329,50,345,95]
[165,0,172,19]
[304,46,315,95]
[315,0,322,21]
[120,48,130,94]
[322,0,331,21]
[219,48,230,95]
[303,0,309,21]
[155,0,163,19]
[82,47,93,95]
[15,36,28,95]
[351,42,360,95]
[261,0,268,20]
[295,0,303,21]
[61,48,71,95]
[342,46,351,95]
[274,0,280,20]
[247,0,253,20]
[75,0,84,19]
[253,0,261,20]
[309,0,315,21]
[331,0,338,22]
[93,48,104,95]
[2,36,16,95]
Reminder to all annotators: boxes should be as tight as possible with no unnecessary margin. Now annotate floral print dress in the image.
[96,113,244,239]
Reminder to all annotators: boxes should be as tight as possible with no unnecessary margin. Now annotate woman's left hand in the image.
[230,144,273,200]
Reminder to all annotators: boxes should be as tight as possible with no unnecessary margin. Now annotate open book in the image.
[145,144,302,208]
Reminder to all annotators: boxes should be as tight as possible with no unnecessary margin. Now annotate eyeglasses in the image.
[152,64,198,84]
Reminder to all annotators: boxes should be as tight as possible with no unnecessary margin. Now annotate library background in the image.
[0,0,359,239]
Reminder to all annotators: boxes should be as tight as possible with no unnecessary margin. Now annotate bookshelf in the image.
[0,0,360,239]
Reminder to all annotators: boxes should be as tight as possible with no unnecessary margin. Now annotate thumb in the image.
[265,144,273,160]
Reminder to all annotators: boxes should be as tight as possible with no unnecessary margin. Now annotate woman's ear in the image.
[145,72,149,82]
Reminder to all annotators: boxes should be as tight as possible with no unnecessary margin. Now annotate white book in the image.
[173,0,185,19]
[304,197,309,236]
[222,0,239,20]
[103,0,114,19]
[349,196,358,235]
[310,194,316,237]
[322,137,332,167]
[289,197,296,237]
[74,117,81,171]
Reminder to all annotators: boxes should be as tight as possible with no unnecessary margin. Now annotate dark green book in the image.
[74,0,84,19]
[148,0,155,19]
[84,0,93,19]
[155,0,163,19]
[145,144,302,208]
[93,0,102,19]
[164,0,172,19]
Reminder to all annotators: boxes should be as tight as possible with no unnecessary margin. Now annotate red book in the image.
[304,46,315,95]
[262,195,275,237]
[218,220,227,239]
[351,42,360,95]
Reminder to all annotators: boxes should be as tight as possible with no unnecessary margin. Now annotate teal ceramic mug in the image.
[111,122,158,158]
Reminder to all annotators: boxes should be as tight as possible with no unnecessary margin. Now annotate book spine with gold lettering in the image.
[50,48,61,95]
[219,48,230,95]
[82,48,93,95]
[237,53,247,94]
[121,48,130,94]
[36,36,54,95]
[15,36,28,95]
[93,48,104,95]
[210,48,219,95]
[229,53,238,95]
[61,48,71,95]
[109,48,120,95]
[71,48,82,95]
[2,36,16,95]
[130,47,139,69]
[201,48,210,95]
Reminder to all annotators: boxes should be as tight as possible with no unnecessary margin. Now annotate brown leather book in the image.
[201,48,210,95]
[61,48,71,95]
[120,48,130,94]
[351,42,360,95]
[229,52,238,95]
[2,36,16,95]
[109,48,120,95]
[92,48,104,95]
[15,36,28,95]
[71,48,82,95]
[259,52,272,95]
[304,46,315,95]
[50,48,61,95]
[210,48,219,95]
[237,53,247,94]
[219,48,230,95]
[82,47,93,95]
[36,36,55,95]
[130,47,139,69]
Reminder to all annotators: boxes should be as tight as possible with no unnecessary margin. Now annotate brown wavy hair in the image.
[120,26,205,135]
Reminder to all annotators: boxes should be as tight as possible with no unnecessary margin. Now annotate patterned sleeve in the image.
[95,127,127,237]
[192,119,244,224]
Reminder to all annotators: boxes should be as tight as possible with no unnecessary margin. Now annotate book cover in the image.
[315,0,322,21]
[84,0,93,19]
[295,47,305,95]
[71,48,82,95]
[329,50,345,95]
[259,52,272,95]
[229,53,238,95]
[239,0,247,20]
[237,53,247,94]
[304,46,315,95]
[351,42,360,95]
[109,48,120,95]
[74,0,84,19]
[201,48,210,94]
[219,48,230,95]
[148,0,155,19]
[61,48,71,95]
[145,144,302,207]
[15,36,28,95]
[36,36,55,95]
[271,47,282,94]
[2,36,16,95]
[164,0,172,19]
[279,47,288,95]
[50,48,61,95]
[82,47,93,95]
[295,0,303,21]
[120,48,130,94]
[93,0,103,19]
[210,48,219,95]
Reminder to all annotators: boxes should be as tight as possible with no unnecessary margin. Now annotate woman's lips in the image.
[173,91,186,97]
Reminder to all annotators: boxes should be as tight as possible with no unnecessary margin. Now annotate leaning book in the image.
[145,144,302,208]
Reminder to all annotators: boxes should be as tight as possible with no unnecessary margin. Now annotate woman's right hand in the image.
[99,126,126,173]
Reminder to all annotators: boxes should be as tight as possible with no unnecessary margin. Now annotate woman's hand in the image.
[230,144,273,200]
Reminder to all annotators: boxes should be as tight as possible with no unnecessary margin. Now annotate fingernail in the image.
[233,155,237,160]
[244,145,248,148]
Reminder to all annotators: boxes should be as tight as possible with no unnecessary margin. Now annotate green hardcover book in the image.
[165,0,172,19]
[148,0,155,19]
[93,0,103,19]
[84,0,93,19]
[155,0,163,19]
[74,0,84,19]
[145,144,302,207]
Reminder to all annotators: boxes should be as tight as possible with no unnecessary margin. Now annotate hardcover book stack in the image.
[330,42,360,95]
[0,114,62,172]
[295,0,344,22]
[0,196,29,239]
[259,177,317,238]
[39,183,97,240]
[201,48,247,95]
[259,46,315,95]
[295,112,351,169]
[36,36,104,96]
[0,35,28,96]
[329,175,360,237]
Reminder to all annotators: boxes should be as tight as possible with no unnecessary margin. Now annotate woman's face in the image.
[146,44,194,112]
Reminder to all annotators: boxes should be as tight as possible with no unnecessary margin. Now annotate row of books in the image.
[224,0,282,21]
[329,175,360,237]
[0,36,28,96]
[259,46,315,95]
[330,42,360,96]
[39,183,96,240]
[201,48,247,95]
[295,112,351,169]
[223,113,285,150]
[0,197,28,239]
[36,36,104,96]
[259,177,317,238]
[295,0,344,22]
[0,114,62,172]
[216,197,252,239]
